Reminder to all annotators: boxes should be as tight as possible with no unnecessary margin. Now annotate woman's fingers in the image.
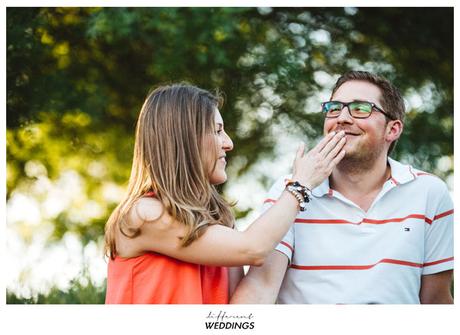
[328,149,346,169]
[296,141,305,160]
[311,131,337,154]
[292,131,346,189]
[324,136,346,162]
[318,131,346,158]
[292,142,305,179]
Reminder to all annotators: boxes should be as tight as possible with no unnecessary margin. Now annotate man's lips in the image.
[330,131,361,136]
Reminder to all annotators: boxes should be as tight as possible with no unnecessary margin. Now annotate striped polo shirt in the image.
[264,158,453,304]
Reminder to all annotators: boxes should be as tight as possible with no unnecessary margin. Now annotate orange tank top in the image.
[105,252,229,304]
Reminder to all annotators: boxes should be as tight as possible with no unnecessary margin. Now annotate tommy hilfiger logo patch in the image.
[404,227,411,232]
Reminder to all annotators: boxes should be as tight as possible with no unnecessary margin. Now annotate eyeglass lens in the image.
[323,101,373,118]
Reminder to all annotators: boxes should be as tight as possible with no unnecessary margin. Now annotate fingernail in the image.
[339,130,345,136]
[331,131,336,136]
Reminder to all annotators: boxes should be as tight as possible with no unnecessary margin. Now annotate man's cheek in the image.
[323,122,334,135]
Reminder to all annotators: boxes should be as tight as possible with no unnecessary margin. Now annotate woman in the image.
[104,84,346,304]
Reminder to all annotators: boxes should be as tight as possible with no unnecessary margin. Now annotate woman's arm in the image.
[138,190,302,266]
[129,131,346,266]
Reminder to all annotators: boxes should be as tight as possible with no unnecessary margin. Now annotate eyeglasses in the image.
[321,100,393,119]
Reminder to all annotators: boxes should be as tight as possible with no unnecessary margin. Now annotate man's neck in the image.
[330,154,391,200]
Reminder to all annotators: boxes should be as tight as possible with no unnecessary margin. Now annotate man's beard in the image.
[337,139,386,175]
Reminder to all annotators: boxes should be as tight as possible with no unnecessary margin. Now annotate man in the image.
[231,71,453,304]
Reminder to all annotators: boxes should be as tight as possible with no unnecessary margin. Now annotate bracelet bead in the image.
[285,179,312,211]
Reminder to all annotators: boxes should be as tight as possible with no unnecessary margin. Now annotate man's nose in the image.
[336,106,354,123]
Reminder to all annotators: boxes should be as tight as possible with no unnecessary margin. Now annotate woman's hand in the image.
[292,131,346,189]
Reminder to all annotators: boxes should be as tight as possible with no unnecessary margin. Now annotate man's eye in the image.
[329,104,342,111]
[357,106,370,112]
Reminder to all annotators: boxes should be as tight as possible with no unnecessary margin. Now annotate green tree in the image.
[7,7,453,300]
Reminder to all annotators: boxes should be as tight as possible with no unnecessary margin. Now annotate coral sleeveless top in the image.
[105,192,229,304]
[105,253,229,304]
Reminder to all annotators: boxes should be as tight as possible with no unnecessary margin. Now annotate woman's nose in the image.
[223,132,233,151]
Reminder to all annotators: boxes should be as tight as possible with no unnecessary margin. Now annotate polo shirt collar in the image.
[312,177,332,197]
[387,157,417,185]
[312,157,416,197]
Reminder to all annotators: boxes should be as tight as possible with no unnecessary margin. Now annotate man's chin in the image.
[340,150,368,163]
[342,146,358,159]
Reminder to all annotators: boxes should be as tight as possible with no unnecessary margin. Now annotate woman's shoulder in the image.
[121,195,165,235]
[132,195,164,223]
[115,195,168,258]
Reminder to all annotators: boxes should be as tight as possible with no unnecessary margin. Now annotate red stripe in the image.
[363,214,426,224]
[263,198,276,204]
[295,215,425,225]
[433,209,454,221]
[274,248,291,259]
[280,241,294,253]
[291,258,423,270]
[294,210,453,226]
[416,172,432,177]
[295,218,353,224]
[423,257,454,267]
[391,177,399,185]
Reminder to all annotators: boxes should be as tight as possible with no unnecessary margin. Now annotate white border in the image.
[2,3,458,335]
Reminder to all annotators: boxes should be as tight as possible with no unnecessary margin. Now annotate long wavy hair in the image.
[104,84,234,260]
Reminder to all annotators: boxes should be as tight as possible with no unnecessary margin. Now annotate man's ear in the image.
[385,119,403,143]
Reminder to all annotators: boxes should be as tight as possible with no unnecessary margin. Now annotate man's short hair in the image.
[331,71,405,155]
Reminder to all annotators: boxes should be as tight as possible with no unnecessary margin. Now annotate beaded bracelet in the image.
[285,180,311,211]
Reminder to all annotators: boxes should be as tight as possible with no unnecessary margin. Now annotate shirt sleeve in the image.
[422,182,454,275]
[260,175,295,264]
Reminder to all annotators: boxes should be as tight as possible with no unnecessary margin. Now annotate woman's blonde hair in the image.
[104,84,234,259]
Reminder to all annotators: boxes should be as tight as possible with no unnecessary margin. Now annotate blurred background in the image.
[6,7,453,303]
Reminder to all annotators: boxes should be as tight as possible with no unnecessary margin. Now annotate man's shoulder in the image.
[404,167,452,207]
[268,174,292,193]
[390,158,448,191]
[409,166,449,191]
[272,174,292,184]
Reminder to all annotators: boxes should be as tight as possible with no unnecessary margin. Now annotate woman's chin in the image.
[209,172,227,185]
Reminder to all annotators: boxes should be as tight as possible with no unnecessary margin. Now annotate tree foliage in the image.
[7,277,106,304]
[7,7,453,249]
